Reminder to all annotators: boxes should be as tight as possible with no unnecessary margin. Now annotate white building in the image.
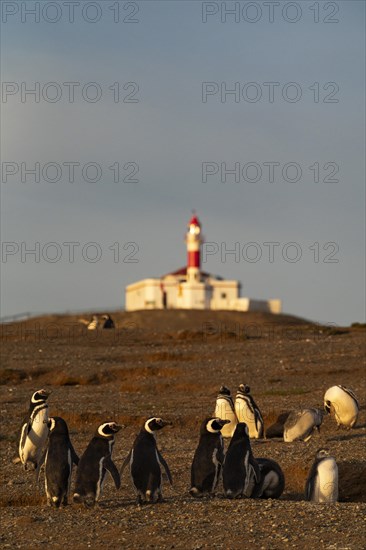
[125,215,281,313]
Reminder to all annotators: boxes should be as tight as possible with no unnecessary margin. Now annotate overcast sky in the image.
[1,0,365,325]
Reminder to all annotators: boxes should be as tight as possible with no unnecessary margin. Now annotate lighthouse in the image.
[125,214,281,313]
[186,213,202,283]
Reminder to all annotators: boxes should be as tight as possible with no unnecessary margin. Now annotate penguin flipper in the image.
[119,451,132,478]
[35,448,47,482]
[103,455,121,489]
[254,410,264,437]
[18,421,29,457]
[157,450,173,485]
[70,444,79,466]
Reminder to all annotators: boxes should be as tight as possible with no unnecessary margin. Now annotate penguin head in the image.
[238,384,250,394]
[48,416,69,435]
[218,386,231,396]
[31,389,51,404]
[316,448,330,459]
[144,418,172,434]
[204,417,230,434]
[233,422,250,439]
[97,422,124,438]
[324,400,332,414]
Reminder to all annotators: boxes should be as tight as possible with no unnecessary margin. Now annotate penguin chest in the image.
[235,399,256,436]
[335,398,358,427]
[215,398,237,437]
[314,459,338,503]
[21,407,49,463]
[96,457,106,501]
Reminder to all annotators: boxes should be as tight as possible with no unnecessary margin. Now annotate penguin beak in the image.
[217,419,230,428]
[160,420,172,428]
[113,424,125,432]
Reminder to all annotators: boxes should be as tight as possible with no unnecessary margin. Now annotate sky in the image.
[1,0,365,326]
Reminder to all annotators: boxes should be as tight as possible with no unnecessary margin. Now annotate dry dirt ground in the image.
[1,310,365,549]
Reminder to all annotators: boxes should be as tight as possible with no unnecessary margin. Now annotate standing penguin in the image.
[305,448,338,503]
[18,389,51,474]
[214,386,238,438]
[234,384,264,439]
[120,418,172,504]
[222,422,261,499]
[283,408,323,442]
[189,417,230,498]
[44,417,79,507]
[324,385,359,428]
[73,422,122,507]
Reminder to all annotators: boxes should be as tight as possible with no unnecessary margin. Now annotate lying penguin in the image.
[283,408,323,442]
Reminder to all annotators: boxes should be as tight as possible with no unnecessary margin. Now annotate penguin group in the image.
[16,382,359,507]
[214,384,264,439]
[79,314,115,330]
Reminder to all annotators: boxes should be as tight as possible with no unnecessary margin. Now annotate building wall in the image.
[125,278,282,313]
[126,279,163,310]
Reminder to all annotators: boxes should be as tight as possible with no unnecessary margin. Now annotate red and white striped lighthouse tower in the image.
[186,213,202,283]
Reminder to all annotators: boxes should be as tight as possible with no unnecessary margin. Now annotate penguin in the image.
[87,315,99,330]
[101,314,115,329]
[18,389,51,474]
[283,408,323,442]
[305,448,338,503]
[189,417,230,498]
[120,418,172,504]
[254,458,285,499]
[214,386,238,438]
[324,385,359,428]
[234,384,264,439]
[44,417,79,507]
[222,422,261,499]
[73,422,122,507]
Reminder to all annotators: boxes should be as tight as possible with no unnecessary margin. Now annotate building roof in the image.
[162,266,223,280]
[189,214,200,226]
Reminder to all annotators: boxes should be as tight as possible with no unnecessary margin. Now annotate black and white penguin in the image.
[214,386,237,438]
[234,384,264,439]
[101,315,115,329]
[120,418,172,504]
[44,417,79,507]
[73,422,122,507]
[254,458,285,499]
[189,417,230,498]
[283,408,323,442]
[222,422,261,499]
[324,385,359,428]
[305,448,338,503]
[18,389,51,474]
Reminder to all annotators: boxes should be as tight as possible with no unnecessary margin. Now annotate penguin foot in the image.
[51,497,61,509]
[84,496,96,508]
[189,487,203,498]
[72,493,82,504]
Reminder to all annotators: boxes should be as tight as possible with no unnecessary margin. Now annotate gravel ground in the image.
[1,311,365,549]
